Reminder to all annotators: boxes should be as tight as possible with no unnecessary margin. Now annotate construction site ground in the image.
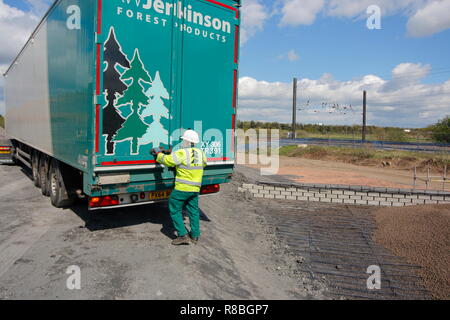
[0,162,329,299]
[243,153,448,191]
[1,159,448,299]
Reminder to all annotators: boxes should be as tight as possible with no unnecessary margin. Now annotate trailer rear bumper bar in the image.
[88,196,168,211]
[88,184,221,210]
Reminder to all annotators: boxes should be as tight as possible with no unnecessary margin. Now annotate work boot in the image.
[189,234,199,244]
[171,235,190,246]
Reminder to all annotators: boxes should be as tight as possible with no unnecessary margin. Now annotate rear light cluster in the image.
[200,184,220,195]
[89,195,119,208]
[130,192,147,202]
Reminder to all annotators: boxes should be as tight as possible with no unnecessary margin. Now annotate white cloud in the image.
[279,0,325,26]
[0,0,52,115]
[26,0,54,16]
[326,0,421,18]
[278,0,450,37]
[407,0,450,37]
[287,49,299,61]
[382,62,431,91]
[0,0,40,64]
[277,49,300,61]
[238,63,450,127]
[240,0,269,44]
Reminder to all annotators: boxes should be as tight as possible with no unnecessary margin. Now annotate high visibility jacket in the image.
[156,147,207,192]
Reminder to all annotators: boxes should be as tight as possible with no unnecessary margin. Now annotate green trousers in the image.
[168,189,201,238]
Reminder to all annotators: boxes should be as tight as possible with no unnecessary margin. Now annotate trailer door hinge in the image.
[94,94,106,106]
[95,33,102,44]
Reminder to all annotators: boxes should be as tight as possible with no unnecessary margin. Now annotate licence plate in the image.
[149,190,172,201]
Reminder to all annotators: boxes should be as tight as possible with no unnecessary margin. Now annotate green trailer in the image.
[3,0,240,209]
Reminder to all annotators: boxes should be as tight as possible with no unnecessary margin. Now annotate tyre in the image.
[32,151,41,188]
[49,160,74,208]
[39,154,50,196]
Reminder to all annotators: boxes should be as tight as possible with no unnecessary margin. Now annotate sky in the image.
[1,0,450,128]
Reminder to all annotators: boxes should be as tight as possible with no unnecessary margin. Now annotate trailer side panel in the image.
[5,0,96,172]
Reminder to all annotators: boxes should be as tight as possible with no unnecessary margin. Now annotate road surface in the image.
[0,162,328,299]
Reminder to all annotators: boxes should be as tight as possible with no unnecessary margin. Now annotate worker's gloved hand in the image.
[159,146,172,155]
[150,148,160,157]
[162,147,172,155]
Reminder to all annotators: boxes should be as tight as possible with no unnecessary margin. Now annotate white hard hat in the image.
[181,130,200,144]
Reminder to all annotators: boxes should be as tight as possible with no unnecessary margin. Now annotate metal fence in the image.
[413,165,448,191]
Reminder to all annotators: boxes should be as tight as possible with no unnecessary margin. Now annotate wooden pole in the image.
[292,77,297,140]
[413,166,417,190]
[362,90,367,142]
[443,165,447,191]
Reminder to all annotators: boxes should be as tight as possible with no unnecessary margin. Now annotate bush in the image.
[373,127,386,140]
[354,150,375,159]
[431,116,450,143]
[385,128,408,142]
[279,145,329,158]
[0,116,4,128]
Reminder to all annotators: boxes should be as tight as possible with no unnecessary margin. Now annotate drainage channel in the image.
[260,199,431,300]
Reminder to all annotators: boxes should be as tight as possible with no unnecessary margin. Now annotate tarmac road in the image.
[0,162,328,300]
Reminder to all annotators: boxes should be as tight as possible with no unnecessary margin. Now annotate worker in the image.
[152,130,207,245]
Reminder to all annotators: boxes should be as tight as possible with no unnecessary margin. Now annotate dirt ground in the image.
[0,161,327,300]
[373,205,450,299]
[242,153,446,190]
[278,144,450,174]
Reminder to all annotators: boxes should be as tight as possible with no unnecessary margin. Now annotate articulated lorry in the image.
[2,0,240,209]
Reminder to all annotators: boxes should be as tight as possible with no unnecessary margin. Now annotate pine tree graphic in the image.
[102,28,130,154]
[139,71,171,148]
[113,49,152,154]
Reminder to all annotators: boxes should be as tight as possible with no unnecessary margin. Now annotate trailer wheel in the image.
[49,160,74,208]
[39,154,50,196]
[32,151,41,188]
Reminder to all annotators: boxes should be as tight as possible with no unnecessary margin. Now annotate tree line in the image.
[0,114,448,143]
[237,116,450,143]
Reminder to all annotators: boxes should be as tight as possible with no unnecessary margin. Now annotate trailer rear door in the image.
[95,0,238,168]
[176,0,238,164]
[96,0,175,167]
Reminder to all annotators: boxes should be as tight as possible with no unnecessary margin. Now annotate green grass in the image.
[279,145,450,168]
[238,127,435,143]
[279,130,434,143]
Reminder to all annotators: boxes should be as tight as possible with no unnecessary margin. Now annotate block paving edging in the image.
[239,181,450,207]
